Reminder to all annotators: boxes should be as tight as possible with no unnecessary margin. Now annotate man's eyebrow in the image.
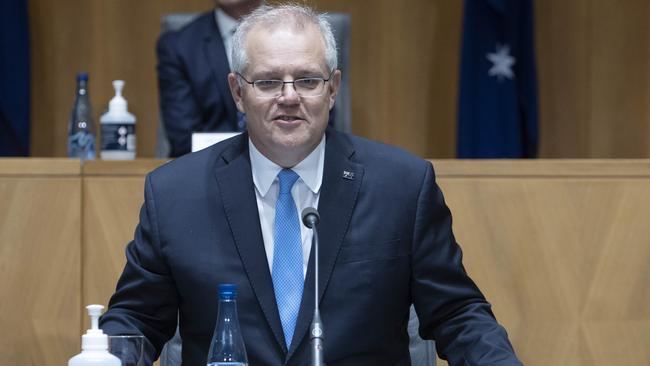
[249,67,327,79]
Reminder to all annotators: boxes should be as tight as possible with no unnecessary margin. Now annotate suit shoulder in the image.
[147,134,242,188]
[345,133,430,172]
[157,11,216,49]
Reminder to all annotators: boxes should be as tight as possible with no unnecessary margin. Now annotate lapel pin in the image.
[342,170,355,180]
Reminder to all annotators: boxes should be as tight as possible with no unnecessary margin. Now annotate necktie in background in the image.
[272,169,304,348]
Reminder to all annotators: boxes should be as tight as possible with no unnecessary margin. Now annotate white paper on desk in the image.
[191,132,242,152]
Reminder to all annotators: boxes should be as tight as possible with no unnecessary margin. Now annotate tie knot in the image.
[277,169,299,194]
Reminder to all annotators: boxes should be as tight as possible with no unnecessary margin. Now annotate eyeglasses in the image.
[236,71,333,98]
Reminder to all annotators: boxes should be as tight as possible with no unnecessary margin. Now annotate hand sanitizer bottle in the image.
[69,305,122,366]
[100,80,136,160]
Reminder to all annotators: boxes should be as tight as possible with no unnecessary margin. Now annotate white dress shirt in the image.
[249,137,325,278]
[215,8,238,67]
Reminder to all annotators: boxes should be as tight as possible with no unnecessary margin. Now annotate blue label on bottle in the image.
[68,131,96,159]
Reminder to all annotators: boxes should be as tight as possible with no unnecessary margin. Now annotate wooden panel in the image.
[82,176,155,327]
[27,0,650,159]
[29,0,461,159]
[433,163,650,365]
[311,0,461,158]
[0,174,81,364]
[430,159,650,177]
[4,157,648,364]
[588,0,650,157]
[536,0,650,158]
[29,0,213,158]
[83,159,165,176]
[80,159,650,365]
[0,158,80,176]
[535,0,591,157]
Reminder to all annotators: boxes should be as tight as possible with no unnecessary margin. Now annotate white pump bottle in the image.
[68,304,122,366]
[100,80,136,160]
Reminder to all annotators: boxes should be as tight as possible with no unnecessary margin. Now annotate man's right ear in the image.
[228,72,245,113]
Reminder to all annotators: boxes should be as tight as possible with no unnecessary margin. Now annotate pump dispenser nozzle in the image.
[69,304,122,365]
[108,80,127,112]
[87,305,103,333]
[82,304,109,351]
[113,80,124,96]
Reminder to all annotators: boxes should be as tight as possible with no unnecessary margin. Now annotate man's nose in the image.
[277,82,300,104]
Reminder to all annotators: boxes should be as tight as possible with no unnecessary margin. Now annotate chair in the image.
[408,305,437,365]
[323,13,352,134]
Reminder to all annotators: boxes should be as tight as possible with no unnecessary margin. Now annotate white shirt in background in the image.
[215,8,238,67]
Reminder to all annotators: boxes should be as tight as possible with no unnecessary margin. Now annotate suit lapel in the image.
[287,130,364,359]
[203,20,237,125]
[213,136,287,352]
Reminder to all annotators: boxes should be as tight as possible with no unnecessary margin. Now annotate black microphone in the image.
[302,207,320,228]
[301,207,325,366]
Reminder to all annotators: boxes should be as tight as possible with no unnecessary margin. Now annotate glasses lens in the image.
[253,80,283,97]
[294,78,324,96]
[251,78,326,98]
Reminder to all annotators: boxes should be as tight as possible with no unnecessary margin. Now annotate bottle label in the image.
[101,123,135,152]
[68,131,96,159]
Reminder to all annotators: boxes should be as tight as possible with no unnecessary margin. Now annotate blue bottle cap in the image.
[77,72,89,81]
[218,283,237,299]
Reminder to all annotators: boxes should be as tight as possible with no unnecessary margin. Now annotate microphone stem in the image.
[310,222,325,366]
[313,225,319,312]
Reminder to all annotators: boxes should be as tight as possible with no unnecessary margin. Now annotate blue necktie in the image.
[272,169,304,348]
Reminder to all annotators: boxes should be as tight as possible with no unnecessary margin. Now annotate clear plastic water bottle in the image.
[206,284,248,366]
[68,72,96,159]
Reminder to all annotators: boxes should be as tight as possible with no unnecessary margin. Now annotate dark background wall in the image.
[28,0,650,158]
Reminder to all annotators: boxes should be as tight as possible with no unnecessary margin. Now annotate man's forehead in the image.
[244,24,328,74]
[247,21,322,44]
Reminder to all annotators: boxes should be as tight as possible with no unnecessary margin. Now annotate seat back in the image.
[323,13,352,134]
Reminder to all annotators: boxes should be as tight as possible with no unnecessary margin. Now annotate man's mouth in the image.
[274,115,303,122]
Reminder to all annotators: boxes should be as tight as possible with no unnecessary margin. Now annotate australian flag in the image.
[0,0,31,156]
[457,0,538,158]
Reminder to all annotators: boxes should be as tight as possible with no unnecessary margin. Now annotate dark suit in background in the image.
[156,11,243,158]
[100,129,521,365]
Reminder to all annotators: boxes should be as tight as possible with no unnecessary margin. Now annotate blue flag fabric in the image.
[0,0,31,156]
[457,0,538,158]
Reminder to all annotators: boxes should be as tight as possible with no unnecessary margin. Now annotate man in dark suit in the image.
[157,0,262,157]
[102,4,521,365]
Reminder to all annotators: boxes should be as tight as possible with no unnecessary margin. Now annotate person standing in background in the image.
[157,0,263,157]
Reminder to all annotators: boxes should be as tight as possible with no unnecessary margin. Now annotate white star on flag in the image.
[486,44,516,81]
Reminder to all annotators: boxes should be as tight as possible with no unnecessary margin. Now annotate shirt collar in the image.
[249,136,326,198]
[215,8,238,39]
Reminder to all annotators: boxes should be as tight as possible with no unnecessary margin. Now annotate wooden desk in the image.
[1,159,649,365]
[0,159,81,365]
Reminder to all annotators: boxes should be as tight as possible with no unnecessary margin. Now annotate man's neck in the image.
[250,137,323,169]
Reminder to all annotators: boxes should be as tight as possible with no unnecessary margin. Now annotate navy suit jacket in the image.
[157,11,242,158]
[100,129,521,365]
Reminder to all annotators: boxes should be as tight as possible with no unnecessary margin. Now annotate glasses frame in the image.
[236,70,335,99]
